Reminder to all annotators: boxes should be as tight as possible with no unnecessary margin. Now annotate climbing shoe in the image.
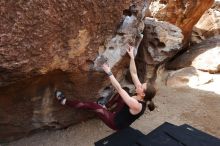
[97,87,114,107]
[55,90,66,105]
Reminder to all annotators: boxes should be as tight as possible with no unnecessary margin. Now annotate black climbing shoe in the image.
[97,87,114,107]
[97,97,108,107]
[55,90,66,104]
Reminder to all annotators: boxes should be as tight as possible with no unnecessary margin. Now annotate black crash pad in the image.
[180,124,220,145]
[94,127,144,146]
[135,122,185,146]
[136,122,220,146]
[163,124,220,146]
[95,122,220,146]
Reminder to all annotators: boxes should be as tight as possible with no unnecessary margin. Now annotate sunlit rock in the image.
[191,0,220,44]
[166,36,220,73]
[149,0,214,43]
[166,67,213,87]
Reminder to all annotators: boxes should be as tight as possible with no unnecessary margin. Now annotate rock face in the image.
[0,0,148,142]
[135,18,183,80]
[94,2,146,72]
[166,67,213,87]
[191,0,220,44]
[166,36,220,73]
[149,0,214,43]
[0,0,130,87]
[143,18,183,64]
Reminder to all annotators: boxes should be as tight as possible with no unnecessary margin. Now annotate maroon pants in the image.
[65,94,125,130]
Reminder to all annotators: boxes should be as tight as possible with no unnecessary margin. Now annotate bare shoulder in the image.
[131,95,143,102]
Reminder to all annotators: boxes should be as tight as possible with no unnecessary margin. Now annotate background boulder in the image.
[148,0,214,43]
[166,36,220,73]
[166,67,213,87]
[191,0,220,44]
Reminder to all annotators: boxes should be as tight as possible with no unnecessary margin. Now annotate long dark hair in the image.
[144,83,156,111]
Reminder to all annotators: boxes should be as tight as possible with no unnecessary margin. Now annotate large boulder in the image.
[0,0,148,142]
[166,36,220,73]
[148,0,214,43]
[166,67,213,87]
[191,0,220,44]
[0,0,130,87]
[143,18,183,64]
[135,17,183,81]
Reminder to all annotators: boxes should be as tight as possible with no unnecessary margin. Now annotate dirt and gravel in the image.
[5,78,220,146]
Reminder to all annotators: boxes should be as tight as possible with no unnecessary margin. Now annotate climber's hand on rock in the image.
[102,63,111,74]
[127,45,135,59]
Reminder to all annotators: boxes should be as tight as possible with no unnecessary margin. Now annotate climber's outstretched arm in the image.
[102,63,141,112]
[126,45,142,88]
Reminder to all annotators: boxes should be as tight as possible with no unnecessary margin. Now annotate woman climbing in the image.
[55,45,156,130]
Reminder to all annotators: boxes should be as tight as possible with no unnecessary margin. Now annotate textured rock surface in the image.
[0,0,130,86]
[135,17,183,80]
[191,0,220,44]
[0,0,148,142]
[166,67,213,87]
[149,0,214,42]
[166,36,220,73]
[143,18,183,64]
